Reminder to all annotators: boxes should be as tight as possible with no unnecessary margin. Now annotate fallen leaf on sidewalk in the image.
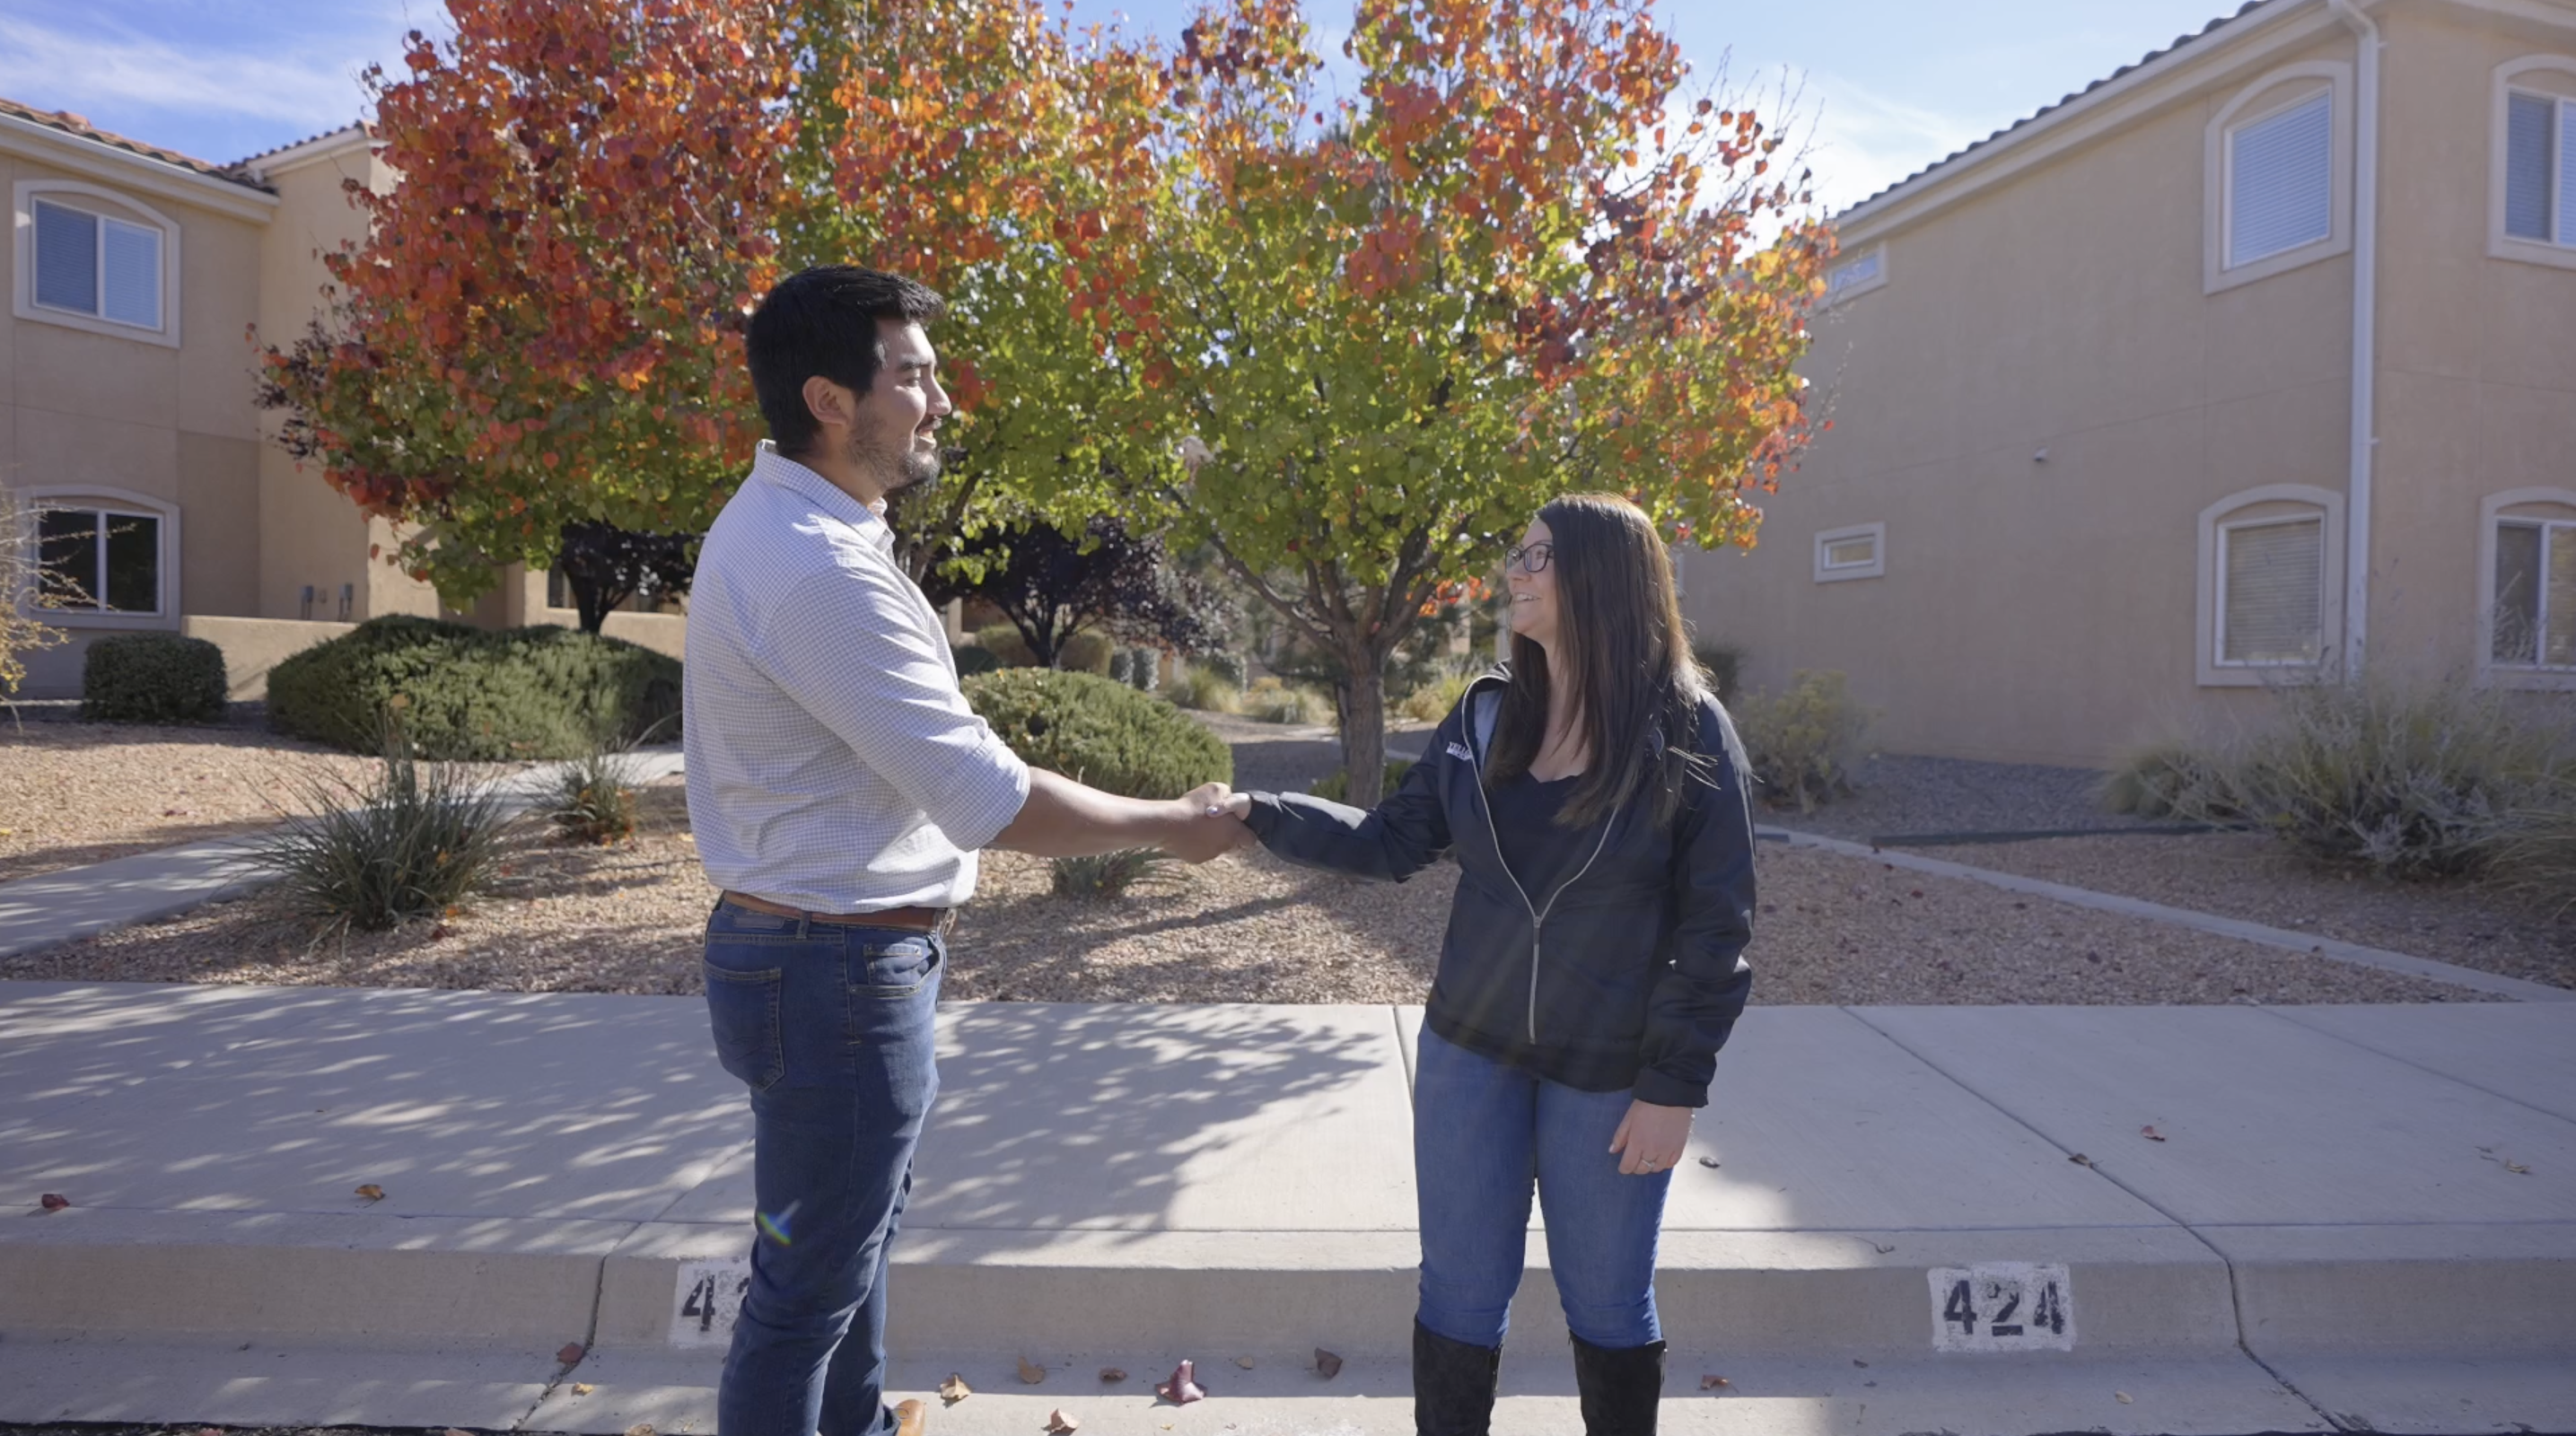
[39,1194,68,1212]
[1315,1349,1343,1379]
[2116,1391,2134,1405]
[624,1424,654,1436]
[1872,1242,1896,1254]
[570,1383,593,1397]
[1158,1360,1206,1405]
[1046,1409,1080,1434]
[1234,1356,1256,1370]
[2068,1153,2094,1168]
[355,1184,386,1201]
[1019,1355,1048,1384]
[2507,1160,2532,1174]
[1099,1368,1127,1383]
[1698,1156,1720,1168]
[941,1373,972,1404]
[439,1429,472,1436]
[2141,1125,2167,1142]
[557,1342,586,1364]
[1700,1375,1730,1390]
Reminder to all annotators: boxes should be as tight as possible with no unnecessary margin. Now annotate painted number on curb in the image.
[1928,1263,2074,1353]
[672,1256,751,1349]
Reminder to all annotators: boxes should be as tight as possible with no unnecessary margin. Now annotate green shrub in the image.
[2098,740,2214,819]
[2168,675,2570,880]
[1398,671,1474,724]
[964,668,1231,800]
[1240,676,1325,724]
[1690,642,1743,705]
[551,748,641,845]
[1168,662,1240,714]
[952,644,1002,677]
[2487,780,2576,917]
[249,731,516,933]
[1734,670,1874,813]
[81,633,228,724]
[1049,847,1183,899]
[972,623,1112,674]
[1309,759,1415,804]
[267,616,681,761]
[975,623,1035,666]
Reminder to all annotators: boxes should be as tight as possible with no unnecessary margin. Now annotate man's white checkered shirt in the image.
[684,442,1031,913]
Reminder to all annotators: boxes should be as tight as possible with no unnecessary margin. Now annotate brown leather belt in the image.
[720,891,954,933]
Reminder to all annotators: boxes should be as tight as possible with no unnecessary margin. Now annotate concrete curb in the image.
[1764,826,2576,1003]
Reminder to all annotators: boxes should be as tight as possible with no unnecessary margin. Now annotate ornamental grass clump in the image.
[1049,847,1183,899]
[250,722,515,933]
[551,748,641,845]
[1166,661,1240,714]
[2166,675,2572,880]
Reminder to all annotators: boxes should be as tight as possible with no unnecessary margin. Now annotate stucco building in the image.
[3,101,679,701]
[1677,0,2576,766]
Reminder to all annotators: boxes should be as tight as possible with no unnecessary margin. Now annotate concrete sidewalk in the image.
[1,983,2570,1434]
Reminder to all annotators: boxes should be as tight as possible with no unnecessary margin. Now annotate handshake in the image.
[1170,783,1262,864]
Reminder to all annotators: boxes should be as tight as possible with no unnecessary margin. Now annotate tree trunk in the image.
[571,581,627,635]
[1336,641,1391,807]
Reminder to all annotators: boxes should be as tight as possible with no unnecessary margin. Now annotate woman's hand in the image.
[1608,1099,1694,1176]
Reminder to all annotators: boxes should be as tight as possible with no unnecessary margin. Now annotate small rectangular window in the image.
[34,506,161,614]
[1828,251,1881,295]
[32,199,99,315]
[2221,516,2324,663]
[1814,523,1886,582]
[2229,92,2334,267]
[2507,92,2556,241]
[2495,521,2544,663]
[2563,98,2576,250]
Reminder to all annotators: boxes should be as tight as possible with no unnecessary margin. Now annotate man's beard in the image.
[847,425,944,495]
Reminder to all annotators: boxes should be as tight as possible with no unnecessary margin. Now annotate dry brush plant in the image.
[0,485,70,708]
[1733,670,1875,813]
[250,718,518,933]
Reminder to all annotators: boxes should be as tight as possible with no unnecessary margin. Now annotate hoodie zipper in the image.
[1463,687,1622,1045]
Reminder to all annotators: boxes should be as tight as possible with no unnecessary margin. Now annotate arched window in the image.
[11,181,181,346]
[2491,55,2576,271]
[17,486,180,624]
[2480,487,2576,689]
[2197,486,2344,686]
[2204,63,2353,293]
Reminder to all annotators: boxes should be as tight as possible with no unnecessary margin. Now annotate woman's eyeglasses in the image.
[1504,541,1555,575]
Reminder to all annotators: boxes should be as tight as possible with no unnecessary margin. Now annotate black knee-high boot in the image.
[1412,1319,1503,1436]
[1569,1332,1665,1436]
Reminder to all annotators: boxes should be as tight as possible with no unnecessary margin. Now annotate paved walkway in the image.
[2,982,2569,1434]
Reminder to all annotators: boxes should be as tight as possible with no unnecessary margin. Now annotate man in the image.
[686,266,1242,1436]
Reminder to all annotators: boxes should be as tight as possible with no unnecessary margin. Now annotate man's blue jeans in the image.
[702,899,945,1436]
[1414,1027,1673,1351]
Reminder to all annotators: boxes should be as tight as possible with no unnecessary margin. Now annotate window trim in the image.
[11,180,181,347]
[2204,63,2354,295]
[1812,521,1886,583]
[2489,56,2576,273]
[1822,245,1888,306]
[2476,486,2576,691]
[2196,485,2344,687]
[15,486,181,627]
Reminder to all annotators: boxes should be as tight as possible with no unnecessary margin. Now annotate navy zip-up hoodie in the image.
[1242,670,1757,1107]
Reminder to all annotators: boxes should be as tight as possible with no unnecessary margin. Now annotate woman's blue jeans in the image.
[1414,1026,1673,1351]
[701,899,946,1436]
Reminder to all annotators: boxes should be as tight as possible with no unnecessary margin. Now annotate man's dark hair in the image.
[745,266,946,459]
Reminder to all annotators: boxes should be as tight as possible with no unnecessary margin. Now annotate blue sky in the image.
[0,0,2241,211]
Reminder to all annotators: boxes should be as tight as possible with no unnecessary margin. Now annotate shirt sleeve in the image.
[750,556,1032,851]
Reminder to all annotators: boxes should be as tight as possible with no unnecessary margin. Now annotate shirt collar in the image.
[751,441,897,558]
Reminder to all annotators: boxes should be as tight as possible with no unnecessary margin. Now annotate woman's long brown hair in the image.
[1484,494,1712,829]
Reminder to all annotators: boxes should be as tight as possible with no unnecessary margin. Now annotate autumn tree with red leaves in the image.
[1074,0,1833,802]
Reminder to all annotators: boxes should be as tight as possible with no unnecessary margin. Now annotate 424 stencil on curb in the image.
[673,1256,753,1349]
[1929,1263,2075,1353]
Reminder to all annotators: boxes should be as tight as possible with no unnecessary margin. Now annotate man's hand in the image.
[1160,783,1249,863]
[1608,1099,1695,1177]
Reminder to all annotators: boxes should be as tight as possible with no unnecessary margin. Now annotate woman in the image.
[1225,494,1757,1436]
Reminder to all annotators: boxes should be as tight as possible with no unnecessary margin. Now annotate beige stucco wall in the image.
[1682,0,2576,767]
[179,614,353,698]
[4,144,274,696]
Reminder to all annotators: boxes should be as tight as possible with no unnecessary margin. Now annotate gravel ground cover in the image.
[0,719,384,883]
[1926,831,2575,991]
[1766,753,2163,841]
[8,768,2490,1005]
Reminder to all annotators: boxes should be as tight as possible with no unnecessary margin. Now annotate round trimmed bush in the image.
[267,615,681,760]
[82,633,229,724]
[964,668,1231,800]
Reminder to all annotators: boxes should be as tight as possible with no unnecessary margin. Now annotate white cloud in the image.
[0,17,377,132]
[1770,66,1995,216]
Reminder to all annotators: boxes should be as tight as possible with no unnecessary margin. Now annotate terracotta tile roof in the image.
[1836,0,2274,221]
[232,122,372,171]
[0,94,271,192]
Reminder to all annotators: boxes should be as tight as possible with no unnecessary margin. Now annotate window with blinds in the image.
[30,197,164,331]
[2220,516,2324,664]
[2504,89,2576,247]
[2493,520,2576,669]
[2227,92,2334,267]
